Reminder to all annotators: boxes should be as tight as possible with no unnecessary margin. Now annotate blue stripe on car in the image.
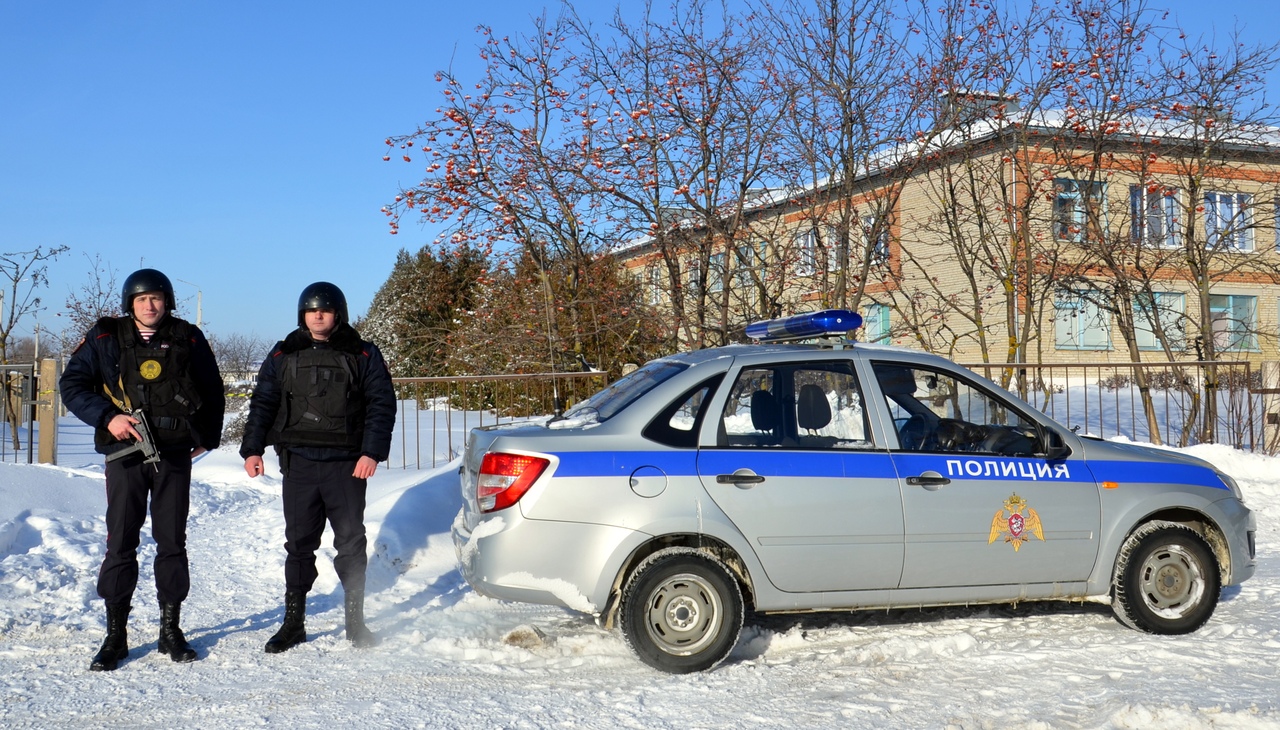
[545,450,1227,490]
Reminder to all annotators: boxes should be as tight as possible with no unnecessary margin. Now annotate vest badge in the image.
[988,493,1044,551]
[139,359,163,380]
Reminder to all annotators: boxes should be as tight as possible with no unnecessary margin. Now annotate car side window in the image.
[873,362,1041,456]
[721,368,781,447]
[718,363,871,450]
[791,368,871,449]
[643,375,724,448]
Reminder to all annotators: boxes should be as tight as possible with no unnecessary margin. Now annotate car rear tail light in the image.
[477,452,550,512]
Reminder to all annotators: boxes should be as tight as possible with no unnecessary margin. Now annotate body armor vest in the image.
[268,346,365,450]
[99,317,203,452]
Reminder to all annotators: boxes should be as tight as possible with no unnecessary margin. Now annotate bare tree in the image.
[208,331,271,444]
[831,0,1067,374]
[375,0,1280,393]
[0,246,67,448]
[5,332,58,363]
[761,0,921,317]
[206,332,268,385]
[60,253,120,354]
[1043,5,1280,445]
[383,10,628,369]
[572,0,792,346]
[1153,28,1280,443]
[382,0,791,353]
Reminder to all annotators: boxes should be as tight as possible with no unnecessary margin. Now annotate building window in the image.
[686,258,701,298]
[863,216,890,264]
[733,245,749,288]
[1130,185,1181,248]
[822,227,843,272]
[795,227,840,276]
[1204,191,1253,252]
[1273,197,1280,253]
[1133,292,1185,351]
[1209,294,1257,351]
[795,229,817,276]
[1054,178,1106,242]
[862,303,890,342]
[1055,290,1112,350]
[647,266,661,305]
[734,243,763,289]
[708,252,725,293]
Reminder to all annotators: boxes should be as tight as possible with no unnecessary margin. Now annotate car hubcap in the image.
[1139,544,1204,618]
[645,573,722,656]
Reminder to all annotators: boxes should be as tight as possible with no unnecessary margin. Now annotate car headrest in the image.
[750,389,779,432]
[797,384,832,431]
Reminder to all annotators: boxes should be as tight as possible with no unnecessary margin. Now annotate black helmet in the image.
[297,281,348,327]
[121,268,176,313]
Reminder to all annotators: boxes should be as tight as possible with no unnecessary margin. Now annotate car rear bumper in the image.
[453,508,643,614]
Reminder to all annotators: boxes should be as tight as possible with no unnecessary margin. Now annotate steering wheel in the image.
[899,414,932,451]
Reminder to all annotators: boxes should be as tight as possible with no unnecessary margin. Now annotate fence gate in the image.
[1,363,38,464]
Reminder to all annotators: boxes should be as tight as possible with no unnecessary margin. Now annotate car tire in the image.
[619,548,744,673]
[1112,521,1221,634]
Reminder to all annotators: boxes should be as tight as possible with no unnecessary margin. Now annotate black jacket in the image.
[60,315,225,455]
[239,324,396,463]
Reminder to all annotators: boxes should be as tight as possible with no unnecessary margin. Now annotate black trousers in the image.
[99,451,192,607]
[280,453,368,594]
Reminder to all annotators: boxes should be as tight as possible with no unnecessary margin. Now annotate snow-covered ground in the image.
[1,414,1278,729]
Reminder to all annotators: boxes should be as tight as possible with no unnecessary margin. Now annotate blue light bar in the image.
[745,309,864,342]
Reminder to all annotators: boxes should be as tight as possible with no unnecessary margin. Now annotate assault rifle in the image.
[105,410,161,471]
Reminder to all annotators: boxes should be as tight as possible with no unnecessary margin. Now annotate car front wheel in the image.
[1112,521,1221,634]
[619,548,744,673]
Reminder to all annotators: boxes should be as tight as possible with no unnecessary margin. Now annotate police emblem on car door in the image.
[871,361,1100,589]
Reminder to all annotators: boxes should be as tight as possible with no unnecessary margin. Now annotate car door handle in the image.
[905,471,951,490]
[716,470,765,487]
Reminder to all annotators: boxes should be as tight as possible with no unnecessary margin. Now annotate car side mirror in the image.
[1038,427,1071,461]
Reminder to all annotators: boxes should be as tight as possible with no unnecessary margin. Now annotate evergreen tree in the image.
[361,243,488,377]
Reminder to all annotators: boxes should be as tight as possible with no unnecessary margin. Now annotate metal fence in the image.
[389,372,609,469]
[293,360,1277,471]
[961,360,1259,451]
[28,358,1267,467]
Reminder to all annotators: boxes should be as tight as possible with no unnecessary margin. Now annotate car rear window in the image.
[556,360,690,424]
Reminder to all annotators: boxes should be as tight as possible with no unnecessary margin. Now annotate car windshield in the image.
[554,360,690,425]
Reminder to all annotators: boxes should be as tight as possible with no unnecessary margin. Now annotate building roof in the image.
[613,106,1280,258]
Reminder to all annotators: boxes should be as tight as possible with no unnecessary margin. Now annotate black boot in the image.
[90,604,130,672]
[157,602,198,663]
[344,590,379,649]
[265,591,307,654]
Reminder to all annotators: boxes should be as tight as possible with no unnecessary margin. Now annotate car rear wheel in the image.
[1112,521,1221,634]
[619,549,744,673]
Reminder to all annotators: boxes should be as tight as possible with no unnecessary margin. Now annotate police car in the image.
[451,310,1257,673]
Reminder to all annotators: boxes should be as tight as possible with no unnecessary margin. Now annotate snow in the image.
[2,415,1278,729]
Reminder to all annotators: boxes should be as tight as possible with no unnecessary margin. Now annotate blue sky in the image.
[3,0,1278,346]
[1,0,562,343]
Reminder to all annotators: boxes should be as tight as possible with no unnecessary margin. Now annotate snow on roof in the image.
[613,107,1280,256]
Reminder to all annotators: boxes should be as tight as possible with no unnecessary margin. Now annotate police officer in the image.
[240,282,396,652]
[60,268,225,671]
